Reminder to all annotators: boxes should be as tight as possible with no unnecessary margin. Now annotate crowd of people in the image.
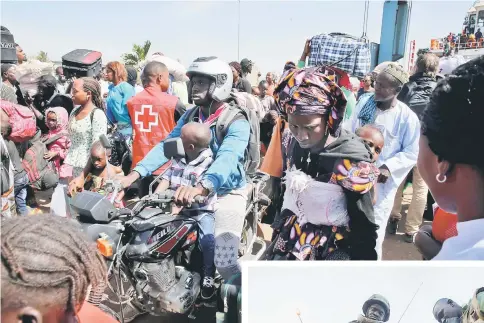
[349,291,484,323]
[1,34,484,322]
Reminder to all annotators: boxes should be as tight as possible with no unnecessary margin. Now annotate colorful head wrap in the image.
[274,66,347,137]
[283,61,296,72]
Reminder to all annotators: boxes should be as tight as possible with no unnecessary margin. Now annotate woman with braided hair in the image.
[266,66,380,261]
[1,214,116,323]
[417,55,484,260]
[64,77,107,179]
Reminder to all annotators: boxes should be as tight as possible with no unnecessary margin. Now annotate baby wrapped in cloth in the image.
[270,66,380,260]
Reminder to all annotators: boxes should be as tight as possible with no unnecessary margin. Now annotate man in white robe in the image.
[344,63,420,259]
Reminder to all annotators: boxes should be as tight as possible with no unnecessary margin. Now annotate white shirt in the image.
[433,219,484,260]
[344,98,420,189]
[99,80,110,98]
[135,85,143,94]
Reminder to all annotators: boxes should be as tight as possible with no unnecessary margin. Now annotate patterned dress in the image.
[271,129,379,260]
[64,107,107,178]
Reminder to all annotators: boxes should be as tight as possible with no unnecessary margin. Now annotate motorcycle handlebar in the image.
[154,190,206,204]
[117,208,132,216]
[259,193,271,207]
[107,208,132,220]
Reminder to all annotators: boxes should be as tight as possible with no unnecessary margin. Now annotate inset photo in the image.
[244,263,483,323]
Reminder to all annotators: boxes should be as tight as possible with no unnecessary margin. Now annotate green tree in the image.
[122,40,151,66]
[36,51,50,62]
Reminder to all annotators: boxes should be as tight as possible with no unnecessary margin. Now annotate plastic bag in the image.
[148,54,189,82]
[171,81,189,105]
[15,60,55,97]
[50,184,69,217]
[438,55,467,76]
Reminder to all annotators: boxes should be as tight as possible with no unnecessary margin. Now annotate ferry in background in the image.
[428,0,484,61]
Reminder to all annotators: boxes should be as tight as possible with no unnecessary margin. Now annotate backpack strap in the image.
[182,106,200,124]
[42,132,67,146]
[214,102,245,144]
[90,107,106,124]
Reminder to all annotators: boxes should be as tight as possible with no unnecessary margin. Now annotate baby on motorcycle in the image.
[154,122,217,300]
[68,140,125,207]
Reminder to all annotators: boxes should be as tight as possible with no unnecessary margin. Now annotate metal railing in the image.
[430,37,484,51]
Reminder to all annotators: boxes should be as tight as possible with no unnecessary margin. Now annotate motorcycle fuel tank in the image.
[125,217,196,261]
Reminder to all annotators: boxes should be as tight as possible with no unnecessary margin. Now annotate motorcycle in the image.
[72,136,270,322]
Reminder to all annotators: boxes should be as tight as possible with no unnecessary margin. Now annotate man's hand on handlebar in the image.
[116,172,140,190]
[172,204,184,215]
[174,185,209,207]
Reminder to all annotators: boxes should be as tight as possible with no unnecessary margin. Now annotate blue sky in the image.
[245,263,483,323]
[1,0,472,75]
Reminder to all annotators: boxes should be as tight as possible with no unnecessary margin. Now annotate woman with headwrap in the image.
[105,61,136,139]
[229,61,252,93]
[265,66,380,261]
[64,77,107,178]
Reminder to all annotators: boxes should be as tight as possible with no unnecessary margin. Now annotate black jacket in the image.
[397,73,437,120]
[233,78,252,94]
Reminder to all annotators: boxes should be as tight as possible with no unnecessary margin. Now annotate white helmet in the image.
[186,57,233,102]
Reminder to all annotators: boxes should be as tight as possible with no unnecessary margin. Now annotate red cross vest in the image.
[127,86,178,175]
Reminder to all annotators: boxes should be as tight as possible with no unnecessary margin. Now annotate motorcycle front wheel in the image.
[100,267,145,322]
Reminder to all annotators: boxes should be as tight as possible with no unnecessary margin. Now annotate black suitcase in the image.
[1,26,17,64]
[62,49,102,78]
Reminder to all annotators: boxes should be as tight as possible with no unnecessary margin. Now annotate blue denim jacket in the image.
[134,107,250,195]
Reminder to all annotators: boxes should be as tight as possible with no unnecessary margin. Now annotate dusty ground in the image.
[35,185,424,322]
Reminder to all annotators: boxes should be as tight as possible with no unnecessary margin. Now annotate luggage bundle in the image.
[22,134,62,191]
[0,100,36,143]
[308,32,371,78]
[62,49,102,78]
[147,54,189,82]
[1,26,17,64]
[15,60,55,97]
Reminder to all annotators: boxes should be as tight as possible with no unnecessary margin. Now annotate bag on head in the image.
[0,99,36,143]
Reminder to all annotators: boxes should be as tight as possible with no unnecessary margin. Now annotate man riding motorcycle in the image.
[119,56,250,293]
[350,294,391,323]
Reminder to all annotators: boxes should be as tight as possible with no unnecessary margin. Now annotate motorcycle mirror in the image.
[99,134,112,149]
[164,137,185,160]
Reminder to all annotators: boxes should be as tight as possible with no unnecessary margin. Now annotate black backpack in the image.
[183,94,261,176]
